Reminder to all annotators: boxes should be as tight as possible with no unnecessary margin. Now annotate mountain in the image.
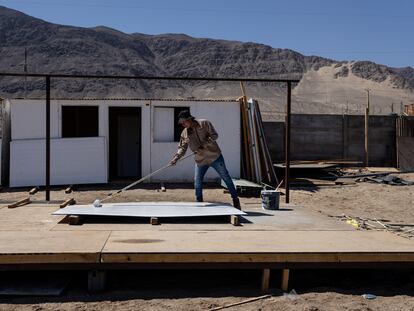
[0,6,413,120]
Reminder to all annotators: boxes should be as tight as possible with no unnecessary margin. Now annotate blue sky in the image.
[1,0,413,68]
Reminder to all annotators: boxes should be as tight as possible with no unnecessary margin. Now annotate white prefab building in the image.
[1,99,241,187]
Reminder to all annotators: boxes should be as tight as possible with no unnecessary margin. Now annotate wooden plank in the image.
[101,230,414,264]
[261,269,270,292]
[101,252,414,264]
[150,217,160,225]
[65,185,73,194]
[29,187,39,195]
[281,269,289,291]
[0,204,63,231]
[59,198,76,209]
[0,231,110,264]
[68,215,83,226]
[7,197,31,209]
[230,215,240,226]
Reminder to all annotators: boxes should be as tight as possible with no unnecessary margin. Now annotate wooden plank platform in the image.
[0,203,413,268]
[101,230,414,264]
[0,231,109,264]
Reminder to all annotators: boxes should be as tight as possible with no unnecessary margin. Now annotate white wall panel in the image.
[10,100,60,140]
[153,107,174,142]
[10,137,107,187]
[8,99,239,185]
[150,101,240,182]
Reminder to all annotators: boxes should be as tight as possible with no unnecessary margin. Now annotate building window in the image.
[153,106,189,142]
[62,106,99,138]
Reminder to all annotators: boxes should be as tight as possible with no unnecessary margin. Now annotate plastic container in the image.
[261,190,280,210]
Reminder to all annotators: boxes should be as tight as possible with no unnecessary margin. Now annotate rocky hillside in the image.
[0,6,413,119]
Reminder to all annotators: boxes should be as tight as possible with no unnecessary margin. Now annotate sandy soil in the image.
[0,173,413,310]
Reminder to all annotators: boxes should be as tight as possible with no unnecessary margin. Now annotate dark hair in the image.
[177,110,193,120]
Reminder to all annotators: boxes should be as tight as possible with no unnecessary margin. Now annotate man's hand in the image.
[195,145,204,154]
[169,157,178,166]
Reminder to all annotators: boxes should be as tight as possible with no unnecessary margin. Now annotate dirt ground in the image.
[0,171,414,310]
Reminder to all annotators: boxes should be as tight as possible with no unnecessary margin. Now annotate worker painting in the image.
[170,110,241,210]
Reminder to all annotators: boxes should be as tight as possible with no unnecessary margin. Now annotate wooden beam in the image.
[59,198,76,209]
[150,217,160,225]
[281,268,290,291]
[68,215,83,226]
[261,268,270,292]
[29,187,39,195]
[7,197,31,209]
[230,215,240,226]
[65,185,73,194]
[88,270,106,292]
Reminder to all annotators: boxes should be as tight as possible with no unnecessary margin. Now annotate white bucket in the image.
[261,190,280,210]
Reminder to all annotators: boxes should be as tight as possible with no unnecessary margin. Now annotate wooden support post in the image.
[88,270,106,292]
[7,197,31,209]
[261,269,270,293]
[230,215,240,226]
[59,198,76,209]
[68,215,82,226]
[65,185,73,194]
[150,217,160,225]
[29,186,39,195]
[281,268,290,292]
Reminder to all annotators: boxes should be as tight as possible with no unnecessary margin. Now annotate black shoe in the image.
[232,197,241,210]
[196,198,203,202]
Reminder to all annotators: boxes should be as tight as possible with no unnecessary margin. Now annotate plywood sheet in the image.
[0,204,64,231]
[101,230,414,263]
[0,230,110,264]
[53,202,246,218]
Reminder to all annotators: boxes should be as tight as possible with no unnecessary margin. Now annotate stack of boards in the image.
[239,97,278,185]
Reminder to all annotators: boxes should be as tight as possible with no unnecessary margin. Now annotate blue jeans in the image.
[194,154,238,201]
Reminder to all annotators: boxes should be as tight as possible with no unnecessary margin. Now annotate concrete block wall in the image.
[263,114,397,166]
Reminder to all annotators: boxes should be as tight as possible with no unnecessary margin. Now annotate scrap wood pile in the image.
[238,86,277,185]
[326,213,414,239]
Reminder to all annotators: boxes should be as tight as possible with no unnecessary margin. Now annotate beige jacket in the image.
[174,119,222,166]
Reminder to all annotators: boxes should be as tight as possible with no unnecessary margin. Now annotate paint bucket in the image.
[261,190,279,210]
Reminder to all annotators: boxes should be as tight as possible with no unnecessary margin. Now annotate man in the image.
[170,110,241,210]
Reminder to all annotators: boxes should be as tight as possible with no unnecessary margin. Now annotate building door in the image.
[109,107,141,179]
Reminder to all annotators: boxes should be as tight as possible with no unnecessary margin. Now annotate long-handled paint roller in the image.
[93,152,195,207]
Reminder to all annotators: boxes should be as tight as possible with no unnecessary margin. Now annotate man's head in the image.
[177,110,194,128]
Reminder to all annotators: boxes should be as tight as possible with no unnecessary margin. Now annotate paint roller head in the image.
[93,199,102,208]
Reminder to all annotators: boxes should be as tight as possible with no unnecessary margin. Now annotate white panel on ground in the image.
[53,202,246,217]
[153,107,174,142]
[10,137,107,187]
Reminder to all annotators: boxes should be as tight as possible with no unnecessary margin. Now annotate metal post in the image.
[46,75,50,201]
[364,89,370,166]
[285,81,291,203]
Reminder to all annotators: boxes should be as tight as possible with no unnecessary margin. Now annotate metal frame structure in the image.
[0,72,299,202]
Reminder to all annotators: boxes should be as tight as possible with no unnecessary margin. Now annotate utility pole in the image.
[364,89,370,166]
